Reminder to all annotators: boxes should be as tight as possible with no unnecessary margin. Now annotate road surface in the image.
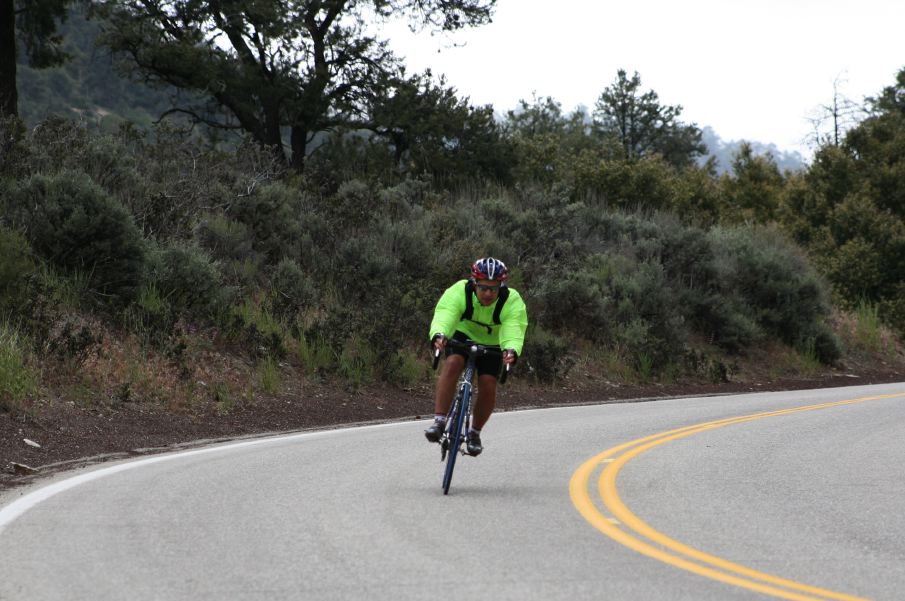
[2,383,904,600]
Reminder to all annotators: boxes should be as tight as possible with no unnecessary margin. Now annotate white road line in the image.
[0,420,411,533]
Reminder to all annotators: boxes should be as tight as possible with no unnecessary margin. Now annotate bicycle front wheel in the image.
[442,388,468,495]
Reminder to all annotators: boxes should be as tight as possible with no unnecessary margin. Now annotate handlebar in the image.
[432,338,511,384]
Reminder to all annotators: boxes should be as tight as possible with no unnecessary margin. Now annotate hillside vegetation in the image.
[2,3,905,427]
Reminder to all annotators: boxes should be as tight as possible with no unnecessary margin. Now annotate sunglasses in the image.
[475,283,502,292]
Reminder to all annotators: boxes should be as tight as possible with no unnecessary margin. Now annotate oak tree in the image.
[93,0,496,171]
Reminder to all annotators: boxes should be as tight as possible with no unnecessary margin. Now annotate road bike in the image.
[432,339,509,495]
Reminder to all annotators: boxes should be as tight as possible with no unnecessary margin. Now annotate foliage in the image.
[0,115,29,177]
[2,0,75,117]
[720,142,784,224]
[707,226,841,363]
[149,243,230,321]
[593,69,706,169]
[93,0,496,170]
[0,225,36,317]
[0,323,37,413]
[6,170,147,303]
[522,326,573,383]
[780,68,905,334]
[0,95,864,395]
[366,70,513,183]
[14,6,181,128]
[229,182,304,264]
[270,259,315,321]
[13,0,72,68]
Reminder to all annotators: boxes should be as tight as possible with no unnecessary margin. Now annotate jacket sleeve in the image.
[428,280,466,340]
[498,288,528,355]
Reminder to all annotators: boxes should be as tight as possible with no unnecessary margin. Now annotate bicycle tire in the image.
[442,387,469,494]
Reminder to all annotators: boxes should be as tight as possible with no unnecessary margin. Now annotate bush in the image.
[708,226,839,362]
[522,326,573,382]
[0,226,36,317]
[195,214,256,263]
[9,171,147,303]
[270,259,316,320]
[0,323,37,413]
[150,244,230,320]
[230,182,303,264]
[0,115,30,178]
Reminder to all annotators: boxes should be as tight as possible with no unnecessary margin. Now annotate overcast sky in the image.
[383,0,904,159]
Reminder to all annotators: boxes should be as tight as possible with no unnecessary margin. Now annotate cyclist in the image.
[425,257,528,456]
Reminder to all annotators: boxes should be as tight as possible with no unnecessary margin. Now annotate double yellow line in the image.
[570,393,905,601]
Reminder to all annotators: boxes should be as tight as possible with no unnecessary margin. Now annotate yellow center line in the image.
[570,392,905,601]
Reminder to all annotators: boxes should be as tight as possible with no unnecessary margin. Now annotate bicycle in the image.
[431,338,510,495]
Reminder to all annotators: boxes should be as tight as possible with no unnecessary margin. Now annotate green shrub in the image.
[523,326,573,383]
[230,182,303,264]
[150,244,230,320]
[328,179,381,229]
[878,283,905,335]
[337,335,376,389]
[532,262,611,339]
[796,322,842,365]
[270,259,316,320]
[385,346,428,387]
[294,329,334,377]
[708,226,838,362]
[27,116,91,174]
[195,214,257,263]
[853,300,884,351]
[257,356,281,394]
[229,298,285,358]
[0,115,30,178]
[9,171,147,303]
[0,324,37,413]
[0,227,36,317]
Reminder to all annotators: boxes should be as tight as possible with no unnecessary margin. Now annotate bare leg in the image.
[434,354,465,416]
[473,374,497,430]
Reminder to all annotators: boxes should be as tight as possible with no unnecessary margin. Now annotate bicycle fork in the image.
[440,376,473,460]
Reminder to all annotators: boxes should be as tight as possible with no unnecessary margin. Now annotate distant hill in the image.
[16,8,193,130]
[700,126,807,175]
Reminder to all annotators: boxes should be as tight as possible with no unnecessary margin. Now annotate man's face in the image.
[474,279,502,306]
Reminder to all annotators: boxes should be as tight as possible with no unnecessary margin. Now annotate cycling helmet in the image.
[470,257,509,282]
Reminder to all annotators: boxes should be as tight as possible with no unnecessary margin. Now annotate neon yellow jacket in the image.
[428,280,528,355]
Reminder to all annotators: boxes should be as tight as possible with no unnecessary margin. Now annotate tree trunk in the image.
[290,125,307,173]
[0,0,17,117]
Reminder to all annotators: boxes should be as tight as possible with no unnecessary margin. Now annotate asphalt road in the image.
[2,382,904,601]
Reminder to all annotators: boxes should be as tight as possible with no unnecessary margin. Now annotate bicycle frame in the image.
[433,339,508,495]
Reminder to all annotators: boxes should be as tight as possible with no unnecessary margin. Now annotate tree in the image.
[365,70,512,181]
[867,67,905,116]
[1,0,74,117]
[593,69,706,169]
[805,74,864,149]
[94,0,495,171]
[721,142,784,224]
[503,94,608,184]
[504,94,567,137]
[781,67,905,332]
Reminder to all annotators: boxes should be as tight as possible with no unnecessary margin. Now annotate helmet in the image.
[470,257,509,282]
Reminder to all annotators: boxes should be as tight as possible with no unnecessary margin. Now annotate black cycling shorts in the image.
[445,331,503,378]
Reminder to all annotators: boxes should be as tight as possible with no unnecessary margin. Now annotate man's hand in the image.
[503,349,518,365]
[432,333,448,352]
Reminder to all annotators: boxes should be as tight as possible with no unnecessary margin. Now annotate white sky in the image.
[383,0,904,158]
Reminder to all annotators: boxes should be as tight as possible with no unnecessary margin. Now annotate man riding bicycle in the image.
[425,257,528,456]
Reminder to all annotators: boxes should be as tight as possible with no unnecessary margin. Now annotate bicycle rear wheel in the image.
[442,388,468,494]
